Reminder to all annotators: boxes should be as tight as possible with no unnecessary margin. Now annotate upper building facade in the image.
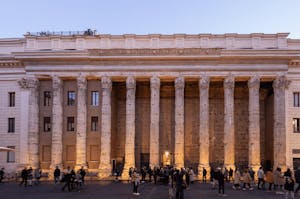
[1,32,300,178]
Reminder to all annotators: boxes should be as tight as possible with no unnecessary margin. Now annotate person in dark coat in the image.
[79,166,86,185]
[216,167,226,196]
[202,167,207,183]
[295,166,300,194]
[185,169,190,189]
[61,167,72,192]
[175,169,185,199]
[54,166,61,184]
[284,176,295,199]
[0,168,4,183]
[148,167,153,182]
[19,167,28,187]
[154,167,159,184]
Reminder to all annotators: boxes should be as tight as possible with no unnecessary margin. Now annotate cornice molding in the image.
[0,60,23,67]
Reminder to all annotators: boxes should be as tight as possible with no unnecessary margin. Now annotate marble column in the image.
[98,76,112,178]
[223,75,235,169]
[18,77,39,169]
[273,75,289,169]
[149,76,160,168]
[122,76,136,179]
[75,74,87,170]
[248,75,261,172]
[198,76,210,178]
[51,76,63,170]
[174,76,185,169]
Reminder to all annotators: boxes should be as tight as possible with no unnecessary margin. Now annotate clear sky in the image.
[1,0,300,38]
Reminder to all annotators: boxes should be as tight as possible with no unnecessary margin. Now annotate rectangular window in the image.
[294,92,300,107]
[91,91,99,106]
[44,91,51,106]
[44,117,51,132]
[293,118,300,133]
[8,118,15,133]
[8,92,15,107]
[91,116,98,131]
[67,117,75,131]
[67,91,76,106]
[7,146,15,163]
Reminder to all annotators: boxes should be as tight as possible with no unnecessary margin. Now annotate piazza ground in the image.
[0,181,299,199]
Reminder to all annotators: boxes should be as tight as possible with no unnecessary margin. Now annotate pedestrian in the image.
[284,176,295,199]
[76,170,83,191]
[61,166,72,192]
[216,167,226,196]
[265,168,274,191]
[27,167,33,186]
[274,167,285,194]
[232,168,241,190]
[249,167,255,184]
[141,166,146,183]
[132,170,140,195]
[202,167,207,183]
[34,168,42,185]
[175,169,185,199]
[154,167,159,184]
[229,167,233,182]
[242,169,253,190]
[210,167,214,182]
[79,166,86,185]
[0,168,4,183]
[185,168,190,189]
[19,167,28,187]
[148,167,153,182]
[257,166,265,190]
[54,166,61,184]
[189,168,195,184]
[294,166,300,194]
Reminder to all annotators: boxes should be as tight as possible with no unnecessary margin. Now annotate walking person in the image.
[175,169,185,199]
[284,176,295,199]
[189,168,195,184]
[54,166,61,184]
[19,167,28,187]
[0,168,4,183]
[27,167,33,186]
[34,168,42,185]
[79,166,86,185]
[185,168,190,189]
[242,169,253,191]
[294,166,300,194]
[132,170,140,195]
[257,167,265,190]
[232,168,241,190]
[265,168,274,191]
[61,166,72,192]
[202,167,207,183]
[216,167,226,196]
[229,167,233,182]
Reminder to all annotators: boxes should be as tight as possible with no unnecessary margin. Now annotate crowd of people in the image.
[1,164,300,199]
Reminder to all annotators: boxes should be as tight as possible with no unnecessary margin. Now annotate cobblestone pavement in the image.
[0,181,299,199]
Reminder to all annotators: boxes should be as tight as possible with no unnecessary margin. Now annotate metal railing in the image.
[25,29,97,37]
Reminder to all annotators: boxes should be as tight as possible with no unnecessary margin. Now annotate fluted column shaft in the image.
[51,76,63,169]
[248,76,261,172]
[122,76,136,178]
[273,75,289,169]
[224,75,235,169]
[150,76,160,168]
[75,74,87,169]
[198,76,210,177]
[18,77,39,169]
[174,77,185,169]
[98,76,112,178]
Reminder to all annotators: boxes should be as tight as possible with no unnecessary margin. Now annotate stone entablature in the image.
[23,33,291,51]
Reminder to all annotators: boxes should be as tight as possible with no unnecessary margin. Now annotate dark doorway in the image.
[293,158,300,170]
[140,153,150,169]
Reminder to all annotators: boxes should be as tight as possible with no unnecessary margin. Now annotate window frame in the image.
[43,117,51,132]
[8,118,15,133]
[67,117,75,131]
[44,91,51,106]
[6,146,15,163]
[67,91,76,106]
[91,116,98,131]
[293,118,300,133]
[8,92,15,107]
[91,91,99,106]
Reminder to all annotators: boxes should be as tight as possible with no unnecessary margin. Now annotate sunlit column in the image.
[149,76,160,168]
[75,74,87,170]
[122,76,136,179]
[98,76,112,178]
[198,76,210,178]
[174,76,185,169]
[224,75,235,170]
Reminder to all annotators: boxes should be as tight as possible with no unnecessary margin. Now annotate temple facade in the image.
[1,32,300,178]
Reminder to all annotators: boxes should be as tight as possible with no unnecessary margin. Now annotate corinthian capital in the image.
[101,76,112,90]
[248,75,260,89]
[175,76,185,90]
[126,76,136,89]
[273,74,290,90]
[77,73,87,90]
[18,77,39,89]
[199,76,210,90]
[150,76,160,90]
[224,75,235,90]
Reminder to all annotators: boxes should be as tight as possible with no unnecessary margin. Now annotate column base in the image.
[197,164,210,181]
[98,164,112,179]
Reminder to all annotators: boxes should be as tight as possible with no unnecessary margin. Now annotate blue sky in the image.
[1,0,300,38]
